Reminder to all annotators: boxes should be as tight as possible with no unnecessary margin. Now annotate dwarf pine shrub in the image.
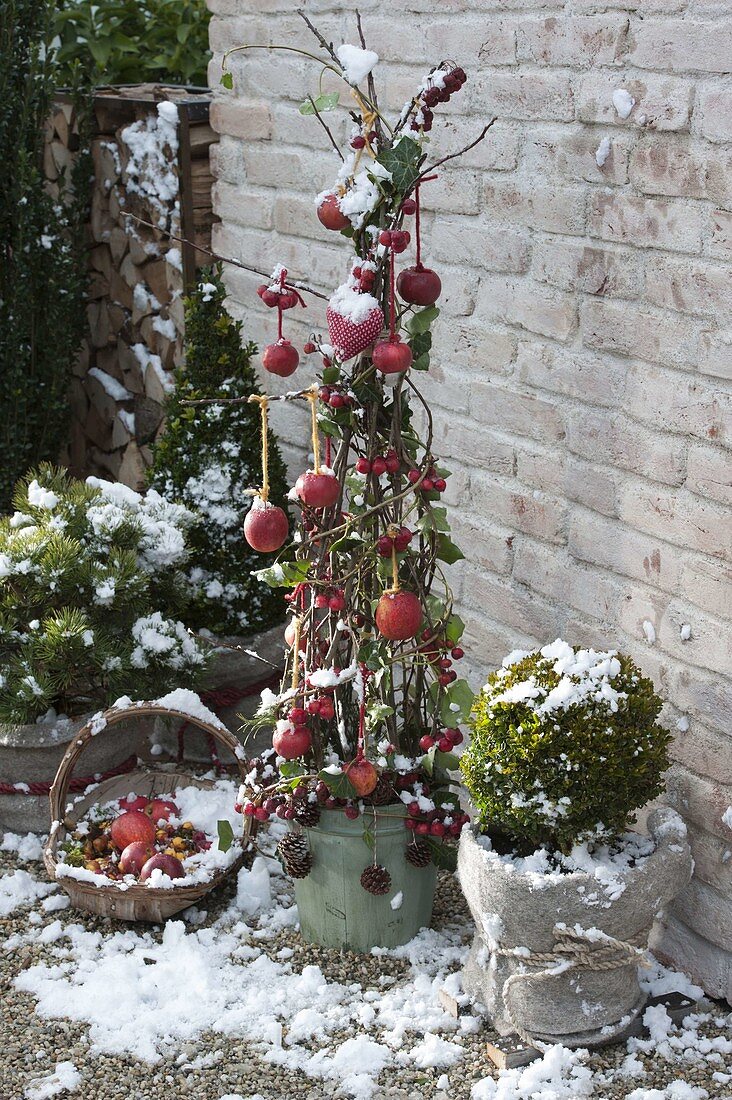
[148,268,290,636]
[461,640,672,853]
[0,465,206,724]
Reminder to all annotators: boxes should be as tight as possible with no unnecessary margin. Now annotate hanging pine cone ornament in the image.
[294,799,321,827]
[276,832,313,879]
[405,839,432,868]
[370,771,396,806]
[360,863,392,895]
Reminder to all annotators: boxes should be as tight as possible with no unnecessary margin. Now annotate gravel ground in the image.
[0,843,730,1100]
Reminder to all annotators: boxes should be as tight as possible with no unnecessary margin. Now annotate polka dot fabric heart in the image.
[326,303,384,361]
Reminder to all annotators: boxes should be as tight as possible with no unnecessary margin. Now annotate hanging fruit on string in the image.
[243,395,290,553]
[373,233,413,375]
[295,386,340,509]
[260,266,306,377]
[375,542,422,641]
[397,178,442,307]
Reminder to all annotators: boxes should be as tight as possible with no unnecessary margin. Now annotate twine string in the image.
[247,395,270,501]
[307,386,321,473]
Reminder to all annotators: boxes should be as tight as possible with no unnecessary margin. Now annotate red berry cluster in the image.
[314,586,346,612]
[410,66,467,133]
[405,801,470,838]
[419,726,464,752]
[356,448,400,476]
[379,229,410,254]
[351,263,376,293]
[350,130,377,150]
[319,385,353,409]
[307,694,335,719]
[419,627,464,686]
[407,465,447,493]
[377,526,413,556]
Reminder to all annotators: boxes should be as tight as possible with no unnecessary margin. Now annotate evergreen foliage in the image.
[53,0,211,88]
[0,465,207,724]
[461,642,672,853]
[148,268,290,636]
[0,0,89,512]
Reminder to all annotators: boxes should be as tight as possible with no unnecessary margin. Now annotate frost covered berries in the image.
[461,640,672,853]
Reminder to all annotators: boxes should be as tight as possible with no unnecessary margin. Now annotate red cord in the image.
[0,754,138,797]
[415,182,421,269]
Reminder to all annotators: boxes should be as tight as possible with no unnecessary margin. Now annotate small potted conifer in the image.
[458,640,692,1048]
[147,267,290,756]
[0,466,206,831]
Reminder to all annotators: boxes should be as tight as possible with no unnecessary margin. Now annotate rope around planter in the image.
[0,753,138,797]
[495,923,652,1052]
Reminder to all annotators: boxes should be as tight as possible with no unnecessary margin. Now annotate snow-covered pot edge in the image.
[457,807,693,1047]
[0,712,143,834]
[292,805,437,953]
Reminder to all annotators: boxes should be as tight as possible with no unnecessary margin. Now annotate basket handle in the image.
[47,702,250,836]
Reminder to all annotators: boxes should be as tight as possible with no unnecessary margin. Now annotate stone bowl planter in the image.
[458,807,692,1048]
[291,805,437,953]
[150,623,284,765]
[0,712,142,835]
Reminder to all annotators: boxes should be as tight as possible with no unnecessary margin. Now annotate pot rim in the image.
[296,802,409,837]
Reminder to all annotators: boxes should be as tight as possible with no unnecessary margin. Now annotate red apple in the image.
[146,798,178,824]
[345,757,379,797]
[295,471,340,509]
[262,340,299,377]
[284,619,307,651]
[119,840,154,875]
[375,589,422,641]
[273,722,312,759]
[139,853,186,882]
[244,499,289,552]
[372,335,413,375]
[110,810,156,851]
[397,265,442,307]
[317,192,349,231]
[119,794,149,813]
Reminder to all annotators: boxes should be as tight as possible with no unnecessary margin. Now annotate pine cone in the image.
[293,799,321,827]
[276,832,313,879]
[360,863,392,895]
[405,839,432,868]
[370,771,396,806]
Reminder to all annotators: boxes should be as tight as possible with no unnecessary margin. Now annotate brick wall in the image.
[205,1,732,998]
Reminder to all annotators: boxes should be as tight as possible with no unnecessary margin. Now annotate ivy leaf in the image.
[319,768,356,800]
[412,353,430,371]
[322,366,341,385]
[417,506,450,534]
[422,744,460,777]
[253,560,311,588]
[376,136,423,193]
[280,761,307,779]
[444,613,466,646]
[363,819,376,851]
[299,92,340,115]
[436,533,465,564]
[439,679,475,726]
[427,838,458,872]
[406,306,440,335]
[220,72,233,90]
[217,819,235,852]
[408,330,431,362]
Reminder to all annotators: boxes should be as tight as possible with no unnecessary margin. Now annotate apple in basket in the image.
[118,841,154,875]
[110,810,156,851]
[146,798,179,824]
[139,853,186,882]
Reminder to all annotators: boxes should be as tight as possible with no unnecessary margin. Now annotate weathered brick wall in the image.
[205,1,732,998]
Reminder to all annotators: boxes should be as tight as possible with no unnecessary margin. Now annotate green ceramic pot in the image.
[292,803,437,952]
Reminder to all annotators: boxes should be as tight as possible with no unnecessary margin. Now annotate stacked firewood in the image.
[46,86,217,489]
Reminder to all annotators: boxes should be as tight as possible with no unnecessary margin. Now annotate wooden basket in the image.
[43,702,251,922]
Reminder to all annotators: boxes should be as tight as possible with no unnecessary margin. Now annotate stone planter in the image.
[151,623,284,764]
[0,712,144,834]
[458,807,693,1048]
[292,805,438,952]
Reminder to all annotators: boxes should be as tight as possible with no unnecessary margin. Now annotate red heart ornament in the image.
[326,301,384,361]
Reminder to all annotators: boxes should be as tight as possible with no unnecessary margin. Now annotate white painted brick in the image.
[516,14,631,67]
[476,276,578,341]
[588,192,704,253]
[709,209,732,260]
[484,181,587,235]
[576,71,693,130]
[698,329,732,380]
[568,510,685,593]
[472,71,575,121]
[624,364,732,448]
[431,217,529,273]
[652,913,732,1001]
[629,18,732,73]
[630,136,732,205]
[533,239,641,298]
[516,340,627,407]
[644,255,732,320]
[617,482,732,561]
[471,380,566,443]
[523,126,632,186]
[686,443,732,508]
[680,556,732,618]
[470,472,568,544]
[567,406,687,486]
[580,298,701,370]
[697,85,732,144]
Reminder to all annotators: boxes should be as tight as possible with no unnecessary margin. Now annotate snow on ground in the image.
[1,827,730,1100]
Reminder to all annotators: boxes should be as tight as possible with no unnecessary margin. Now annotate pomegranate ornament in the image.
[375,589,423,641]
[397,264,442,307]
[244,496,289,553]
[372,334,413,375]
[263,339,299,377]
[273,719,312,759]
[317,191,350,231]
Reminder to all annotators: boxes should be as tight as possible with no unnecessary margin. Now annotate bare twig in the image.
[297,8,340,65]
[307,94,344,161]
[124,213,329,301]
[416,119,497,182]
